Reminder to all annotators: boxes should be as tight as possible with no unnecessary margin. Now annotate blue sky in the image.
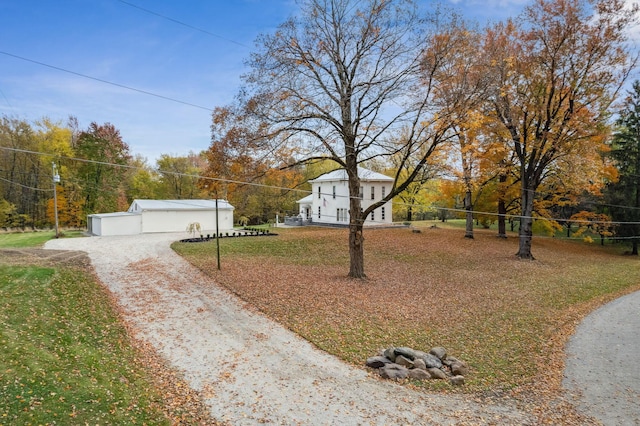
[0,0,598,163]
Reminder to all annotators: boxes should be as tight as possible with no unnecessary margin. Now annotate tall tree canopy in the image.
[75,122,131,215]
[606,80,640,255]
[241,0,461,278]
[484,0,637,259]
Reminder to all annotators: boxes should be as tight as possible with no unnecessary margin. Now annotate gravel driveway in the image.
[563,291,640,425]
[45,233,537,425]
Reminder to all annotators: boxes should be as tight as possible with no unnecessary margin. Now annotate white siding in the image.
[141,209,233,234]
[88,213,141,236]
[305,169,393,226]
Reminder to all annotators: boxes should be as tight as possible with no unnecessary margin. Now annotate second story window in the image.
[371,186,375,200]
[333,185,336,199]
[318,186,321,199]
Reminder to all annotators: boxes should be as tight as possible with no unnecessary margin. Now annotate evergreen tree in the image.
[607,81,640,255]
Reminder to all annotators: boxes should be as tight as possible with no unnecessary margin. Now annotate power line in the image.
[115,0,250,48]
[6,145,640,229]
[0,50,213,112]
[0,176,52,192]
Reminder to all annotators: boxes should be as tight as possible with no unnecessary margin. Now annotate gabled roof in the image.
[128,199,234,212]
[309,167,393,183]
[89,211,139,218]
[296,194,313,204]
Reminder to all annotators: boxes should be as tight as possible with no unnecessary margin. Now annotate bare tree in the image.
[242,0,458,278]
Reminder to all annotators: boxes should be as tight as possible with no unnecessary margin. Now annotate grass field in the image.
[0,232,212,425]
[0,230,84,248]
[173,223,640,396]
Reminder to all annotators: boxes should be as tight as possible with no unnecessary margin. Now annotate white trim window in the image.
[318,206,321,219]
[381,206,385,221]
[371,186,375,200]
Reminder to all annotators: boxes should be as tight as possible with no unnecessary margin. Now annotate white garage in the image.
[87,199,234,237]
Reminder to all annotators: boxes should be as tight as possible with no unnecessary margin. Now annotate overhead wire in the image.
[115,0,250,48]
[0,51,213,112]
[4,145,640,230]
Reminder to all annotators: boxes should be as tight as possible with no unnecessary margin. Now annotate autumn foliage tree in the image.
[241,0,462,278]
[484,0,637,259]
[75,122,132,215]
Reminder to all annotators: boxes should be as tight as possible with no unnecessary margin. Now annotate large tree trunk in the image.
[349,220,365,278]
[497,198,507,239]
[347,160,365,278]
[517,186,535,259]
[407,205,413,222]
[497,173,507,239]
[348,184,365,278]
[464,190,474,239]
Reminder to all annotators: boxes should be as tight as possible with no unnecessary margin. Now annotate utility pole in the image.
[52,162,60,238]
[215,195,221,270]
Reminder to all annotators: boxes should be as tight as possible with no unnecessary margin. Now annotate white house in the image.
[296,167,394,226]
[87,199,234,236]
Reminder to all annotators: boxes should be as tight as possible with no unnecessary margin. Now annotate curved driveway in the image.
[45,232,534,425]
[563,291,640,426]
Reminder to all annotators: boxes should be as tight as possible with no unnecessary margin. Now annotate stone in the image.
[413,358,427,371]
[366,356,392,368]
[427,368,447,380]
[414,350,428,359]
[394,354,414,368]
[450,360,469,376]
[408,368,430,380]
[394,346,417,360]
[450,375,465,386]
[383,347,396,362]
[379,364,409,380]
[421,353,443,369]
[429,346,447,360]
[442,356,458,367]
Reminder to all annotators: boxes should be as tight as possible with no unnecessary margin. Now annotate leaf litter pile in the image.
[174,225,640,424]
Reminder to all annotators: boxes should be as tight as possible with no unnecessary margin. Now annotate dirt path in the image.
[44,233,536,425]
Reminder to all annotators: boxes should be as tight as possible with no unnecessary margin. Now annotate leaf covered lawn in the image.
[173,225,640,421]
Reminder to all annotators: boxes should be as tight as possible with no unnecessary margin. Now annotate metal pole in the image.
[215,197,221,270]
[52,162,60,238]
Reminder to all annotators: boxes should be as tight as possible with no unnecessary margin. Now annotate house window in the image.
[333,185,336,199]
[371,186,375,200]
[359,186,363,199]
[318,206,321,219]
[381,207,385,220]
[370,210,375,221]
[337,208,347,222]
[318,186,321,199]
[382,186,386,199]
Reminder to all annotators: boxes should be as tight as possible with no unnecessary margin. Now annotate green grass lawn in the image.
[0,231,212,425]
[0,230,84,248]
[0,264,170,425]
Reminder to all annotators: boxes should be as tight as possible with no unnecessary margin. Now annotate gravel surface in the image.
[563,291,640,426]
[45,233,537,425]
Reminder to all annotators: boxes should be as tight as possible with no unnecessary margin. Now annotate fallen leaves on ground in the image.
[175,225,640,424]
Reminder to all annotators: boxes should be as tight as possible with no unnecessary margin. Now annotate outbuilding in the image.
[87,199,234,236]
